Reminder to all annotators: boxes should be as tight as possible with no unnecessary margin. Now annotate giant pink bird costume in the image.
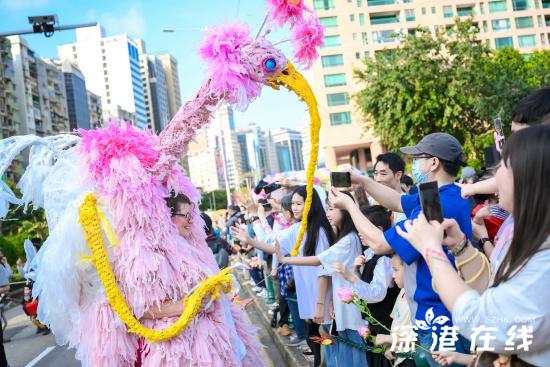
[0,1,325,365]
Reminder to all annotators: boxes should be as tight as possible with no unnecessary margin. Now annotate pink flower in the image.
[291,15,324,69]
[337,287,354,304]
[267,0,310,27]
[358,326,370,339]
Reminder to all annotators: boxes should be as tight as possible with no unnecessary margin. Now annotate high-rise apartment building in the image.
[187,103,242,192]
[136,40,170,133]
[158,54,182,119]
[272,128,305,171]
[0,37,19,139]
[9,36,70,136]
[58,25,147,129]
[235,124,271,185]
[307,0,550,171]
[87,90,104,129]
[57,60,90,130]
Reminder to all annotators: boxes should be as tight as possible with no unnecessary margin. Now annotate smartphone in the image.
[493,116,505,151]
[263,182,281,194]
[330,172,351,188]
[418,181,444,223]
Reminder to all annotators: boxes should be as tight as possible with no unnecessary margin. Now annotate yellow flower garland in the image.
[269,61,321,256]
[78,193,233,342]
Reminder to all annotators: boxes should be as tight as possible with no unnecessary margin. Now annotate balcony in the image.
[370,12,400,25]
[543,0,550,8]
[457,6,475,17]
[367,0,397,5]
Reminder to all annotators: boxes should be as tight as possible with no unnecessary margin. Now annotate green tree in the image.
[354,18,549,168]
[199,190,228,211]
[1,179,48,263]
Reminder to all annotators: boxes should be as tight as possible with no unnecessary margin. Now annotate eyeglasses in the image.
[172,212,193,221]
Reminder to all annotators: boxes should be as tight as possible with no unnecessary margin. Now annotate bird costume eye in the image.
[263,57,277,73]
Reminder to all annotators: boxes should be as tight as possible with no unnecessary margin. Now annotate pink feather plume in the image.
[78,120,159,183]
[291,15,325,69]
[199,22,261,110]
[266,0,310,27]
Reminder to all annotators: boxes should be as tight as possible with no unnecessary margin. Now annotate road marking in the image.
[25,346,55,367]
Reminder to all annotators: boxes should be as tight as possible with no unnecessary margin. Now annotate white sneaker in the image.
[257,289,267,298]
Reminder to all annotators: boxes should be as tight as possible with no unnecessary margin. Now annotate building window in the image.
[483,21,489,32]
[359,13,366,25]
[512,0,530,11]
[515,16,534,28]
[327,92,350,106]
[350,14,355,22]
[357,0,362,6]
[329,111,352,125]
[495,36,514,49]
[518,34,536,47]
[372,29,399,44]
[421,7,426,15]
[322,54,344,67]
[431,6,436,14]
[489,0,508,12]
[364,51,370,59]
[361,32,368,44]
[103,70,108,75]
[405,9,416,22]
[443,5,453,18]
[322,35,341,47]
[314,0,335,10]
[319,16,338,28]
[353,32,358,40]
[355,52,361,59]
[479,2,485,14]
[492,18,511,31]
[534,0,540,8]
[537,15,543,26]
[541,33,546,45]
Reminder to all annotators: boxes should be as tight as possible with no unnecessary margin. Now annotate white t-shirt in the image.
[318,232,366,331]
[390,289,411,367]
[279,222,331,322]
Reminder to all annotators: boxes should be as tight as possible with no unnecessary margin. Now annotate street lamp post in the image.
[0,15,97,38]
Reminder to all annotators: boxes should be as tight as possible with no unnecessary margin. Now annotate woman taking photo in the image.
[232,186,335,367]
[396,124,550,366]
[275,191,368,367]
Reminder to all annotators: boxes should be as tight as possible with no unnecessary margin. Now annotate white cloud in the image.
[87,5,146,37]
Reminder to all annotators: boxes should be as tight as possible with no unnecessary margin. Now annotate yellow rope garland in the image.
[269,61,321,256]
[78,193,233,342]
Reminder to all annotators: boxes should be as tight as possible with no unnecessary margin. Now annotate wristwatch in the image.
[478,237,492,249]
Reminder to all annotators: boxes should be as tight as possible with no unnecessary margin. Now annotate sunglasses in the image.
[172,212,193,221]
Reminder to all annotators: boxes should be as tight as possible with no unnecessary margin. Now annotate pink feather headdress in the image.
[199,22,262,110]
[266,0,310,27]
[291,15,324,68]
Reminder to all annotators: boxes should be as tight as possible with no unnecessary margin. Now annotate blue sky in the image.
[0,0,310,131]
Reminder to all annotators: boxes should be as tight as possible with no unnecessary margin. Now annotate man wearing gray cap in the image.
[330,132,490,366]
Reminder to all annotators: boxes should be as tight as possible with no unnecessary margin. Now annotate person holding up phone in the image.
[330,133,490,366]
